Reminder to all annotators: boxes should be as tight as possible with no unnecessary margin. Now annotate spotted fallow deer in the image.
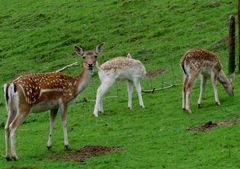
[181,48,234,113]
[3,43,104,161]
[93,53,146,117]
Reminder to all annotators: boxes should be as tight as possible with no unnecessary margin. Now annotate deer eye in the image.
[95,55,97,58]
[82,56,86,59]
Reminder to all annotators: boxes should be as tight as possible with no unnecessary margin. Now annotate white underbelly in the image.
[31,100,59,113]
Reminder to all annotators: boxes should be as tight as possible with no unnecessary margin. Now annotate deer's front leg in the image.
[211,72,220,106]
[93,78,115,117]
[59,102,70,150]
[47,109,58,150]
[99,97,103,113]
[5,109,16,161]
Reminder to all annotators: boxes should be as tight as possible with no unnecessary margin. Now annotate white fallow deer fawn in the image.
[3,43,104,160]
[181,48,234,113]
[93,53,146,117]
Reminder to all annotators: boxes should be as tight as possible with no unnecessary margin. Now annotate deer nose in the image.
[88,64,93,67]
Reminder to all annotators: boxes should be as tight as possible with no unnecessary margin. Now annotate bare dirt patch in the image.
[145,68,167,78]
[187,117,240,132]
[50,145,120,161]
[5,166,33,169]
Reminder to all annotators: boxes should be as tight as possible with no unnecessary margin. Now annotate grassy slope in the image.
[0,0,239,168]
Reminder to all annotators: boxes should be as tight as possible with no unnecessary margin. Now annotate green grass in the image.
[0,0,239,168]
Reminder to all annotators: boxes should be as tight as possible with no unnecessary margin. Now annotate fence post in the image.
[229,15,235,74]
[238,0,240,73]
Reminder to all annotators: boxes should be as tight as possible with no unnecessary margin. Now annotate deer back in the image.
[181,48,221,75]
[13,72,77,104]
[99,57,146,80]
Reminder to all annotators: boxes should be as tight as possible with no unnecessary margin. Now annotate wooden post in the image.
[229,15,235,74]
[238,0,240,72]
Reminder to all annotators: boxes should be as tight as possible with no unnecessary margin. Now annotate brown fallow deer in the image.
[180,48,234,113]
[3,43,104,161]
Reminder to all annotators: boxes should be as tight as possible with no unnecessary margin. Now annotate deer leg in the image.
[99,97,103,113]
[93,78,115,117]
[5,109,16,161]
[197,75,207,108]
[182,75,188,111]
[133,78,144,108]
[98,88,105,113]
[59,103,70,150]
[185,84,192,113]
[185,75,197,113]
[127,80,134,109]
[9,111,29,161]
[211,71,220,105]
[47,109,58,150]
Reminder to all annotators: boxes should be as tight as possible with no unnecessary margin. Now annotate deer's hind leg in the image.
[5,108,16,161]
[182,74,188,111]
[211,71,220,106]
[9,108,30,160]
[185,73,199,113]
[197,75,207,108]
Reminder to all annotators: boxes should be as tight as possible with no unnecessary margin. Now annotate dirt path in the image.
[50,145,120,161]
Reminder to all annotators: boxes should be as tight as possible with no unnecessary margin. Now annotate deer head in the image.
[218,71,235,96]
[74,42,104,70]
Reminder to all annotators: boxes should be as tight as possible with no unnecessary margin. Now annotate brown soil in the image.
[6,166,33,169]
[187,117,240,132]
[145,68,167,78]
[50,145,120,161]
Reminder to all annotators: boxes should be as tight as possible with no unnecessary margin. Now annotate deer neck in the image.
[74,66,93,94]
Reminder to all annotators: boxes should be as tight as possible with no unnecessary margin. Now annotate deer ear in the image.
[229,72,235,82]
[96,42,104,54]
[74,46,84,56]
[127,53,132,58]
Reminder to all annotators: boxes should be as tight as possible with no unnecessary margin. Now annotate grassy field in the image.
[0,0,240,168]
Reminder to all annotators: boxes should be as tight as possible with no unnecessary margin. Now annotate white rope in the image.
[55,62,80,72]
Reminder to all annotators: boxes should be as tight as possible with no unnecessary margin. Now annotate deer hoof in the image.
[216,102,221,106]
[47,145,52,150]
[65,145,71,150]
[12,155,19,161]
[140,105,145,109]
[93,113,98,117]
[198,104,202,108]
[6,156,11,161]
